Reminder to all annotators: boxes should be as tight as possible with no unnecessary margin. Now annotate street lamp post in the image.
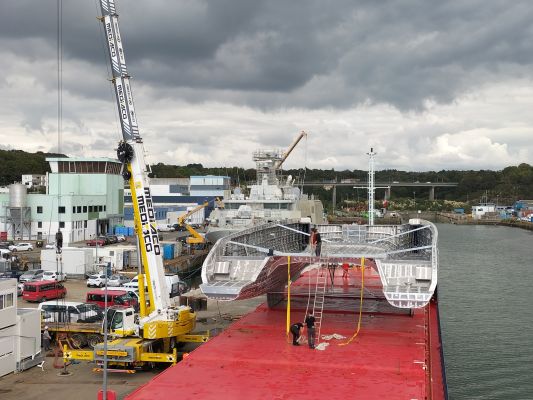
[413,191,416,209]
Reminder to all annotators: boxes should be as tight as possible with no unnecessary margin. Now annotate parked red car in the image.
[86,289,138,309]
[86,238,106,247]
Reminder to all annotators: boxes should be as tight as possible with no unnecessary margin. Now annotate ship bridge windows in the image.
[263,203,289,209]
[225,203,246,210]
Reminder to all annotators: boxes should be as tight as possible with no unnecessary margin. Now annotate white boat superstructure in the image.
[206,146,324,243]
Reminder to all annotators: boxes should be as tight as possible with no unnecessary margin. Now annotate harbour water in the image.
[438,223,533,399]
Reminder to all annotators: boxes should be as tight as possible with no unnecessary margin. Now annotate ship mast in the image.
[367,148,377,226]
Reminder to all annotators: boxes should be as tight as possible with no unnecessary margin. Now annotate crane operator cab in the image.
[105,307,137,337]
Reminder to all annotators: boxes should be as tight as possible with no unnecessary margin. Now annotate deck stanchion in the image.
[286,256,291,341]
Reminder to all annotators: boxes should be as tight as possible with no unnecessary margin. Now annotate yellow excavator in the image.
[178,202,209,244]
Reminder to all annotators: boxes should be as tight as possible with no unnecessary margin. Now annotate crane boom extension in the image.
[99,0,170,317]
[178,202,209,226]
[274,130,307,169]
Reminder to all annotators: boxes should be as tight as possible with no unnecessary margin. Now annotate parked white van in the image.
[157,224,175,232]
[166,274,188,298]
[38,301,103,323]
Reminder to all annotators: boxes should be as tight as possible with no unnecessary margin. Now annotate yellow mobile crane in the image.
[64,0,207,370]
[178,202,208,245]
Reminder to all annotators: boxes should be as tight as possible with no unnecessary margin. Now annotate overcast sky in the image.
[1,0,533,172]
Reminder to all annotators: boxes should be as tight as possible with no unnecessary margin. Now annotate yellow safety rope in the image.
[339,257,365,346]
[286,255,291,342]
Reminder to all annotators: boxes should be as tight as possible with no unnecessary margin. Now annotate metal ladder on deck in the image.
[311,255,328,344]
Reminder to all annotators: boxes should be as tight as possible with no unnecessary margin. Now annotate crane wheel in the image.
[87,334,103,349]
[70,333,87,348]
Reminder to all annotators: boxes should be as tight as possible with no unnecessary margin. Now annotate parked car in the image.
[172,224,188,232]
[42,270,67,282]
[0,269,25,280]
[122,275,141,290]
[45,242,56,249]
[123,275,187,297]
[19,269,44,283]
[0,241,14,249]
[22,280,66,302]
[157,224,175,232]
[86,289,138,309]
[116,234,126,242]
[107,274,130,287]
[17,283,23,296]
[87,273,108,287]
[0,248,11,258]
[9,242,34,252]
[106,235,118,244]
[86,238,106,247]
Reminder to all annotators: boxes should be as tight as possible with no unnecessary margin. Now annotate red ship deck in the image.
[127,266,446,400]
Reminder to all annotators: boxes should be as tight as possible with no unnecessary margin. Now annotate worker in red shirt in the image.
[342,262,350,278]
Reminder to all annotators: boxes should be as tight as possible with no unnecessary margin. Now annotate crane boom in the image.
[99,0,169,317]
[62,1,207,370]
[178,202,209,225]
[274,130,307,169]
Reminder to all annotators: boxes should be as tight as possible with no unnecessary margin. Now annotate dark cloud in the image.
[2,0,533,172]
[2,0,532,111]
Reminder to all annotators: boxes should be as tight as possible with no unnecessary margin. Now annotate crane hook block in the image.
[117,142,134,163]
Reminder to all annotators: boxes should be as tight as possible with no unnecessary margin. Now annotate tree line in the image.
[2,149,531,208]
[150,162,533,208]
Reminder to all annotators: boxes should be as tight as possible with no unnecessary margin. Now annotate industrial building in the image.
[0,156,231,242]
[123,176,230,228]
[0,157,124,245]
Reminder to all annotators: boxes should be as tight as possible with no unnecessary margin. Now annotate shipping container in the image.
[163,244,175,260]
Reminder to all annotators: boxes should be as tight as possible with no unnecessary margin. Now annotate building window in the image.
[99,205,103,212]
[59,221,65,228]
[83,206,87,212]
[38,222,42,228]
[89,206,93,212]
[58,206,65,213]
[84,220,87,228]
[37,206,43,213]
[73,206,76,213]
[77,206,82,213]
[104,205,106,211]
[0,293,14,310]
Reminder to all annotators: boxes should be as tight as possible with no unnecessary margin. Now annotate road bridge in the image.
[301,181,458,210]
